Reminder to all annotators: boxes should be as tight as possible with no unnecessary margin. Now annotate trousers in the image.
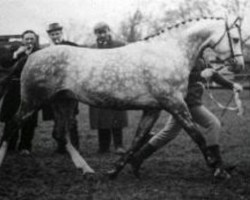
[149,105,221,148]
[98,128,123,152]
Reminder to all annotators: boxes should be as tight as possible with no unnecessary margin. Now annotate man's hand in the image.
[233,83,243,93]
[201,68,215,79]
[13,46,27,59]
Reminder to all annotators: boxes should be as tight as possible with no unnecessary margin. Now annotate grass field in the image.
[0,89,249,200]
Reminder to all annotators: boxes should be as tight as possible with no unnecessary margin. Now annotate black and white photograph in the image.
[0,0,249,199]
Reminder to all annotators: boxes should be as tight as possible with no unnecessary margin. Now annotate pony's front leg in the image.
[164,100,230,179]
[0,140,8,166]
[52,96,95,175]
[65,135,95,174]
[108,109,161,179]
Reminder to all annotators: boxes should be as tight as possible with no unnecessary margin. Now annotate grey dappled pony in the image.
[0,17,244,179]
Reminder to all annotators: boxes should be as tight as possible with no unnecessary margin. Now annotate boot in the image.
[98,129,111,153]
[3,121,19,152]
[205,145,231,179]
[130,143,157,178]
[52,128,67,154]
[18,121,36,154]
[112,128,126,155]
[205,145,222,168]
[69,118,79,150]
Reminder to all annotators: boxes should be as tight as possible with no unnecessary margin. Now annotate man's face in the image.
[48,30,63,44]
[95,29,111,45]
[22,33,37,50]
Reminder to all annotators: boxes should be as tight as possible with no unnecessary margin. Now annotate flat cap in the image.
[93,22,110,33]
[47,23,63,33]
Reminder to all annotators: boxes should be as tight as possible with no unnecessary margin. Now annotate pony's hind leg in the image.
[52,92,95,175]
[108,109,161,179]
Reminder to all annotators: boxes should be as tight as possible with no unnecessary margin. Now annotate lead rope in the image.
[203,77,243,116]
[201,58,244,116]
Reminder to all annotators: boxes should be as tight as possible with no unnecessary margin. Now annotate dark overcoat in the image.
[89,39,128,129]
[0,47,38,123]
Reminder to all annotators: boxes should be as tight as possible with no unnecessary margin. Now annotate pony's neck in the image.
[182,19,224,68]
[146,18,224,69]
[184,29,211,67]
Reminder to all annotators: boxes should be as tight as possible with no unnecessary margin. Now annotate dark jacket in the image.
[42,40,79,121]
[185,58,234,108]
[89,38,128,129]
[0,47,39,122]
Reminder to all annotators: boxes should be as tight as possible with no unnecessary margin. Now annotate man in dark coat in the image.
[0,30,39,155]
[43,22,79,153]
[89,22,128,154]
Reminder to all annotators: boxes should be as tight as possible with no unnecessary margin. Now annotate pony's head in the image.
[207,17,244,73]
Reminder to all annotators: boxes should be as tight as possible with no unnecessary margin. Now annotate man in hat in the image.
[0,30,39,155]
[89,22,128,154]
[42,22,79,153]
[46,22,77,46]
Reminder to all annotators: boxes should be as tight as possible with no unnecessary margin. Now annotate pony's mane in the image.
[144,16,224,41]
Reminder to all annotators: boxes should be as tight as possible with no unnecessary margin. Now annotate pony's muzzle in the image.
[226,56,245,74]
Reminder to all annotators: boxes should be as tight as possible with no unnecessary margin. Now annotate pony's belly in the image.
[78,93,161,110]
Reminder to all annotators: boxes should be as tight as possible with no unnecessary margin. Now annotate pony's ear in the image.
[227,16,242,28]
[235,17,242,28]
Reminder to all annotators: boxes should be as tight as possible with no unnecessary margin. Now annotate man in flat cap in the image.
[89,22,128,155]
[42,22,79,153]
[0,30,40,155]
[46,22,77,46]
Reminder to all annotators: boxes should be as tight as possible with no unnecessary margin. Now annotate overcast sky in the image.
[1,0,250,43]
[0,0,172,41]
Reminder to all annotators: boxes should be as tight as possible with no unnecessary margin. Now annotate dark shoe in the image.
[19,149,31,156]
[114,147,126,155]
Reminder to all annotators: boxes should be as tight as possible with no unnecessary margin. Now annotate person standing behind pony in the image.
[130,57,243,179]
[0,30,39,155]
[42,22,80,153]
[89,22,128,154]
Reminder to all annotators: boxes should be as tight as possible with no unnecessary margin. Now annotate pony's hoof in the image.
[84,172,98,182]
[107,169,119,180]
[213,167,231,180]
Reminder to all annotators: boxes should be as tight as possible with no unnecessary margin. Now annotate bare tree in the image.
[161,0,216,25]
[221,0,248,16]
[118,9,145,42]
[63,19,93,46]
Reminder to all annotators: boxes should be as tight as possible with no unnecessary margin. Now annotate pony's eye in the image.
[233,38,239,43]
